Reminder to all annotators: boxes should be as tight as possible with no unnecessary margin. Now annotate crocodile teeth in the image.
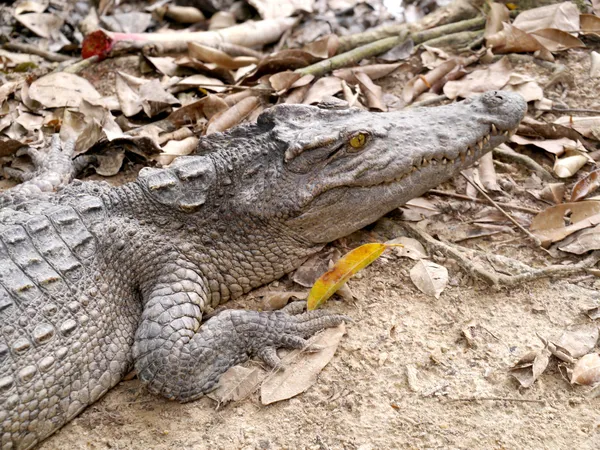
[431,159,437,165]
[422,158,429,166]
[477,140,483,151]
[491,124,497,135]
[466,148,473,157]
[503,130,509,136]
[442,158,448,164]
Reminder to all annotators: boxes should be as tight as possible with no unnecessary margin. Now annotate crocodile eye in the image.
[349,132,368,151]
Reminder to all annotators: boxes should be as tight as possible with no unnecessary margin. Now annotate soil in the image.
[35,50,600,449]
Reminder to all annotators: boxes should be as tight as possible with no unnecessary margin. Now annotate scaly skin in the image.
[0,91,526,449]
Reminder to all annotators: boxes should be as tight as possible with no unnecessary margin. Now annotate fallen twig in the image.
[460,172,543,248]
[493,145,555,182]
[3,42,72,62]
[403,223,600,288]
[296,16,488,78]
[446,396,546,404]
[81,18,296,59]
[428,189,540,214]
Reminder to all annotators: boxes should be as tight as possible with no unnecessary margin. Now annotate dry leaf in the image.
[293,248,341,287]
[580,14,600,39]
[554,325,599,360]
[530,201,600,246]
[409,260,448,299]
[307,243,386,310]
[167,95,228,128]
[354,72,385,111]
[486,23,554,62]
[503,74,544,103]
[302,77,343,105]
[15,12,63,39]
[484,3,510,39]
[156,136,199,165]
[188,42,258,69]
[269,71,302,92]
[510,348,551,388]
[29,73,102,108]
[530,28,585,52]
[571,169,600,201]
[400,197,440,221]
[443,57,511,100]
[538,183,565,204]
[512,2,579,33]
[177,74,227,92]
[262,291,308,311]
[303,34,339,58]
[510,135,576,156]
[558,223,600,254]
[207,366,265,405]
[249,0,315,19]
[205,96,260,134]
[572,353,600,386]
[385,237,427,260]
[404,59,457,103]
[333,63,403,84]
[478,152,500,191]
[260,323,345,405]
[554,153,589,178]
[554,116,600,139]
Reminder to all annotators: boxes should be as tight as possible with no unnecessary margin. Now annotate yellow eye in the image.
[349,132,367,150]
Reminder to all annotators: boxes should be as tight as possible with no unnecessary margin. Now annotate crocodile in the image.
[0,90,526,449]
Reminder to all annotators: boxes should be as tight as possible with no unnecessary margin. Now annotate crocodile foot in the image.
[4,134,76,194]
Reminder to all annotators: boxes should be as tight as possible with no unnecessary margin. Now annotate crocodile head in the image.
[250,91,525,243]
[140,91,525,245]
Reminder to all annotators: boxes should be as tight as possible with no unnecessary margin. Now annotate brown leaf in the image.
[558,223,600,254]
[404,59,458,103]
[269,71,302,92]
[177,74,227,92]
[29,73,102,108]
[554,116,600,139]
[302,77,343,105]
[205,96,260,134]
[554,325,599,360]
[510,135,576,156]
[539,183,565,204]
[400,197,440,221]
[512,2,580,33]
[409,260,448,299]
[478,152,500,191]
[303,34,339,58]
[207,366,265,405]
[510,348,551,388]
[249,0,315,19]
[188,42,258,69]
[530,201,600,245]
[333,63,403,84]
[572,353,600,386]
[167,95,228,128]
[486,24,554,62]
[262,291,308,311]
[443,57,511,100]
[530,28,585,52]
[260,323,345,405]
[571,169,600,201]
[554,152,589,178]
[15,12,63,39]
[250,49,320,81]
[293,249,341,287]
[354,72,384,111]
[385,237,427,260]
[484,3,510,39]
[579,14,600,39]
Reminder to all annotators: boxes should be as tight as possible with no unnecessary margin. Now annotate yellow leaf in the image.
[307,243,386,310]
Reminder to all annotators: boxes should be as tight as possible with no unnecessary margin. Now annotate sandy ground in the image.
[32,49,600,450]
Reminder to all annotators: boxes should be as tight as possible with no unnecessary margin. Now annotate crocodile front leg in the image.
[132,261,346,401]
